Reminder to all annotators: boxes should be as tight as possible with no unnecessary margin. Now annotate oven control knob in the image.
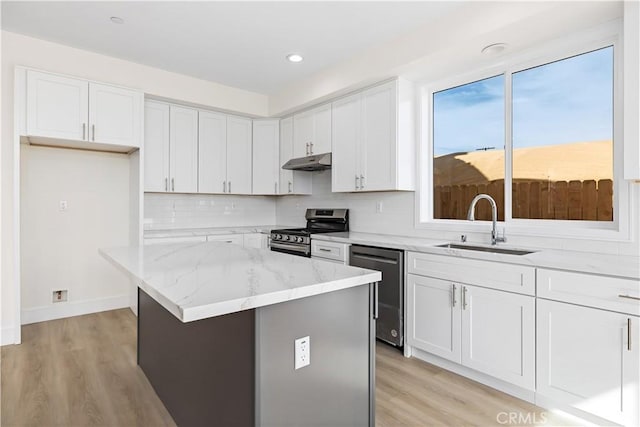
[283,235,289,241]
[297,237,304,243]
[276,234,282,240]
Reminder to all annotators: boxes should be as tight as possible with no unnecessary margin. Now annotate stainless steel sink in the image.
[436,243,536,256]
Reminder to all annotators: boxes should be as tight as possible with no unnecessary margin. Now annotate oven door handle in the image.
[270,241,310,254]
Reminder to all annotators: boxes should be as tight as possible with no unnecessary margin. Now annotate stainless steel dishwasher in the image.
[349,245,404,347]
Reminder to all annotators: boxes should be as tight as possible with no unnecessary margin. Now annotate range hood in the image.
[282,153,331,171]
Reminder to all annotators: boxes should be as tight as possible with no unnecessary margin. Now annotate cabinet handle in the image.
[305,143,309,155]
[171,178,175,192]
[360,174,365,189]
[92,124,95,141]
[228,181,231,193]
[82,123,86,140]
[288,181,292,193]
[223,181,226,193]
[355,175,360,190]
[628,318,632,351]
[164,178,168,192]
[319,248,331,252]
[452,284,457,307]
[462,286,468,310]
[619,294,640,301]
[310,142,314,154]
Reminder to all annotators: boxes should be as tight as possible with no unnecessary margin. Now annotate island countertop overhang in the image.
[100,241,381,322]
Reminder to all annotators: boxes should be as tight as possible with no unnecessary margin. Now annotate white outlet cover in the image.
[294,336,310,370]
[59,200,68,211]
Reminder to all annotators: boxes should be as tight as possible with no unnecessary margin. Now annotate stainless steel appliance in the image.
[270,209,348,257]
[349,245,404,347]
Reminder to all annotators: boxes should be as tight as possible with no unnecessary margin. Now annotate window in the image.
[512,47,613,221]
[426,44,617,228]
[433,75,505,221]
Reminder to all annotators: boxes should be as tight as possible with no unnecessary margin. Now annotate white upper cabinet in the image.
[25,69,142,150]
[88,82,142,147]
[331,93,361,192]
[252,119,280,195]
[198,110,227,194]
[26,70,88,141]
[226,116,253,195]
[280,117,312,195]
[169,105,199,193]
[144,101,170,192]
[293,103,332,157]
[331,79,415,192]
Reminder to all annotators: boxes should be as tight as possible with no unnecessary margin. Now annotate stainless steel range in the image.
[270,209,349,257]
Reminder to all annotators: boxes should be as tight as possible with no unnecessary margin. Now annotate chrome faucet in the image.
[467,194,506,246]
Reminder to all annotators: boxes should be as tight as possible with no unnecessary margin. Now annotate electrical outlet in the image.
[59,200,68,211]
[294,336,310,370]
[376,201,383,213]
[52,289,68,303]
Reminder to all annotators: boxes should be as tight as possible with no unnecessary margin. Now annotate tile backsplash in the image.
[144,193,276,230]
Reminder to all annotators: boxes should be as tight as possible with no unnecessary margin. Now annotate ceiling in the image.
[1,1,463,95]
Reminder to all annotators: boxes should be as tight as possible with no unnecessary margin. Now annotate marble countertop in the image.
[100,242,381,322]
[144,225,294,239]
[312,232,640,280]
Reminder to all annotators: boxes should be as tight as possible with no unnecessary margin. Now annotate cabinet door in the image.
[143,101,170,192]
[312,103,332,154]
[279,117,294,194]
[407,274,461,363]
[331,94,360,193]
[88,82,141,147]
[252,120,280,195]
[279,118,312,195]
[198,110,227,194]
[26,70,89,141]
[169,105,199,193]
[537,300,639,426]
[293,110,313,158]
[243,233,267,249]
[226,116,252,194]
[360,81,397,191]
[461,285,535,390]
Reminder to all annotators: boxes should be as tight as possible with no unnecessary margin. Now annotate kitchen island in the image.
[100,241,381,427]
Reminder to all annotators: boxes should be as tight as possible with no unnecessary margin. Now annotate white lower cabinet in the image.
[407,272,535,390]
[243,233,268,249]
[206,234,244,245]
[537,299,639,426]
[461,285,535,389]
[144,236,207,245]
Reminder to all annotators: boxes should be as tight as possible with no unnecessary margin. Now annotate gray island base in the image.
[100,242,381,427]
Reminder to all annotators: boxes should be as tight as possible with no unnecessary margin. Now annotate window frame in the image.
[416,24,632,241]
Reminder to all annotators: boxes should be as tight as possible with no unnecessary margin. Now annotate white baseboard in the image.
[409,346,536,403]
[21,294,129,325]
[1,326,18,346]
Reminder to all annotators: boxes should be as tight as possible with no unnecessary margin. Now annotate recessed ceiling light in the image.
[481,43,508,55]
[110,16,124,24]
[286,54,303,63]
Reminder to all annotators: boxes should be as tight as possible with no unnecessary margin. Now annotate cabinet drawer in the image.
[311,240,349,263]
[537,269,640,315]
[408,252,535,296]
[144,236,207,245]
[207,234,243,245]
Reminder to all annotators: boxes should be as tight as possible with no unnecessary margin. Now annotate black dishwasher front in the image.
[349,245,404,347]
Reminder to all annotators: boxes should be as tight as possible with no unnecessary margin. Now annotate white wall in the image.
[1,31,269,343]
[20,145,131,324]
[145,193,276,230]
[276,173,640,257]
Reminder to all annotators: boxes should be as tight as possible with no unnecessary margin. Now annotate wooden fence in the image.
[434,179,613,221]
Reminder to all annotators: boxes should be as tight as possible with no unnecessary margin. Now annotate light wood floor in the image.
[2,309,576,427]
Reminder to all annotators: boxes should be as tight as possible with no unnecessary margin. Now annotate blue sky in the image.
[433,46,613,157]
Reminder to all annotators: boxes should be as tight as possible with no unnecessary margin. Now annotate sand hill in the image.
[434,140,613,186]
